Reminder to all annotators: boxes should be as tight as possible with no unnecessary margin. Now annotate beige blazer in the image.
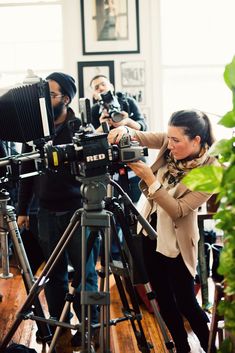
[134,130,217,277]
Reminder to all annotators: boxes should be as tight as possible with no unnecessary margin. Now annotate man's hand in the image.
[99,109,111,125]
[17,215,30,230]
[111,112,141,130]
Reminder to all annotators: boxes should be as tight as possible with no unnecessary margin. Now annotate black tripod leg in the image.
[42,222,101,353]
[78,210,113,353]
[109,216,152,353]
[0,209,82,353]
[6,209,52,345]
[107,198,175,353]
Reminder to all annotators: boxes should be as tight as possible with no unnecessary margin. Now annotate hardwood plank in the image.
[0,262,211,352]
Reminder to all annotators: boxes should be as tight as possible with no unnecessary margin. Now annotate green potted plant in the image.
[183,56,235,353]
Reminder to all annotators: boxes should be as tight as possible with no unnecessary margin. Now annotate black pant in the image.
[142,236,210,353]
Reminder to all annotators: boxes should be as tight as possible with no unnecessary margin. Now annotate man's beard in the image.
[53,101,64,121]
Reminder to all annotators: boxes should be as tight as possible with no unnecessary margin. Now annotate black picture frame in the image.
[77,60,115,100]
[80,0,140,55]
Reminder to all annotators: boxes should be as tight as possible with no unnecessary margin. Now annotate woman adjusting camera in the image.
[108,109,218,353]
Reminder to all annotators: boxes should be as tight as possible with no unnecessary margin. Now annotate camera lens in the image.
[110,111,123,123]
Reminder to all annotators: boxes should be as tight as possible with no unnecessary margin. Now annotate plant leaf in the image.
[182,165,223,193]
[209,138,235,158]
[224,55,235,89]
[219,111,235,128]
[223,164,235,184]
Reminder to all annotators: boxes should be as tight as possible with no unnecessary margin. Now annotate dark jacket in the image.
[17,108,82,214]
[91,94,147,131]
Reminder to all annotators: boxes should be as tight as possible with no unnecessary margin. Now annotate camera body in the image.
[44,97,147,178]
[45,129,148,178]
[0,90,147,182]
[99,90,124,123]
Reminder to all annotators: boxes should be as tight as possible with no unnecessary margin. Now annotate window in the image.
[160,0,235,139]
[0,0,62,87]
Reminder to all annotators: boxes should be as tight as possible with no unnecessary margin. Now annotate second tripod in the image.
[0,189,53,350]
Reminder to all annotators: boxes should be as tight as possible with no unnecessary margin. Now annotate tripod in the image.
[0,175,174,353]
[0,189,54,350]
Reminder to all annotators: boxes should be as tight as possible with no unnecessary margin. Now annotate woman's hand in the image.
[108,126,128,144]
[127,160,155,187]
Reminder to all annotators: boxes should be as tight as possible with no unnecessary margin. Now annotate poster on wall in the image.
[80,0,140,54]
[120,61,145,87]
[120,60,146,104]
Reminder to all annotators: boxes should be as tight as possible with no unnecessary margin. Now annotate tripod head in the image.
[79,174,110,211]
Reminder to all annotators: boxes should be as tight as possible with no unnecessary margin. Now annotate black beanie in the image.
[46,72,77,102]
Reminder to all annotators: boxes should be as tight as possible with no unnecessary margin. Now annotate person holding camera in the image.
[17,72,100,348]
[90,74,147,260]
[90,74,147,133]
[90,74,147,203]
[107,109,218,353]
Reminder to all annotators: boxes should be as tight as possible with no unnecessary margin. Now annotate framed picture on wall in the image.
[77,60,115,101]
[120,61,145,87]
[122,87,146,105]
[80,0,140,55]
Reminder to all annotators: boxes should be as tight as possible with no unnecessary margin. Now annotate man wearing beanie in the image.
[17,72,100,349]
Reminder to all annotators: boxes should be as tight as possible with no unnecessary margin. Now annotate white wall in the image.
[62,0,162,132]
[62,0,235,145]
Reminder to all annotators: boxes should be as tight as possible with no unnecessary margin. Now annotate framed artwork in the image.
[120,60,145,87]
[77,60,115,101]
[122,87,146,105]
[80,0,140,55]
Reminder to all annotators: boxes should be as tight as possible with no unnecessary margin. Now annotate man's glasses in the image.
[50,92,64,99]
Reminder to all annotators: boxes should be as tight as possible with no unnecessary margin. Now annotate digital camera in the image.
[98,90,124,123]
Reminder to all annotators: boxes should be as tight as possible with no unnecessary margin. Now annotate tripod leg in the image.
[0,209,82,352]
[7,207,54,343]
[109,217,152,353]
[0,215,13,279]
[76,210,112,353]
[107,198,175,353]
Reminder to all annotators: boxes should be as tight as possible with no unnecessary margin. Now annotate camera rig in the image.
[0,88,147,182]
[98,90,124,123]
[45,128,148,179]
[0,127,148,182]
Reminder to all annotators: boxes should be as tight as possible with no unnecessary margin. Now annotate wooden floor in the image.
[0,259,214,353]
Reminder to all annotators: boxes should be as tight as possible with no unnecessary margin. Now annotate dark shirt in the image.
[17,108,83,214]
[91,94,147,131]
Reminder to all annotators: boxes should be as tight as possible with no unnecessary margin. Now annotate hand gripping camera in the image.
[98,90,124,123]
[45,129,148,178]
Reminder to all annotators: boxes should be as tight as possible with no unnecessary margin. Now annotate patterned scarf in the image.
[163,145,209,188]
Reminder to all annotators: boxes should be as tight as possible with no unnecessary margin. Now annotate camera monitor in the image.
[0,79,54,143]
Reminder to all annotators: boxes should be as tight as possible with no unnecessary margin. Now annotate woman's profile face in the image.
[167,126,201,160]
